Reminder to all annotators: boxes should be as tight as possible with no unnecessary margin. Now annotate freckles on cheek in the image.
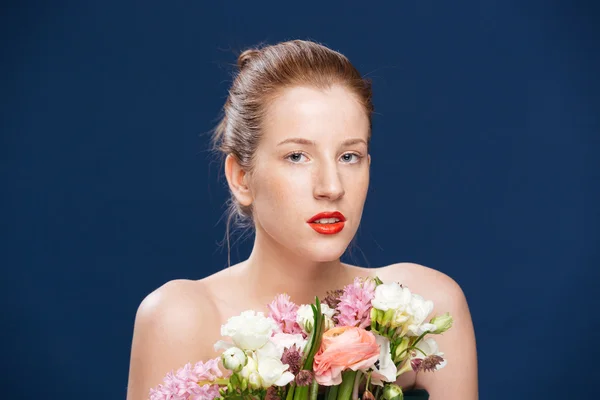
[255,172,288,206]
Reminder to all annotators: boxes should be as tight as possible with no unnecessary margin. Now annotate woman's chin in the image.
[302,243,349,262]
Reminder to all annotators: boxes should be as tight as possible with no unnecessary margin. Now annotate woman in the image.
[126,40,478,400]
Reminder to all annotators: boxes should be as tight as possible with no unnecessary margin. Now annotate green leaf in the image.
[293,385,309,400]
[286,383,296,400]
[326,385,339,400]
[337,370,357,400]
[302,297,325,370]
[309,379,319,400]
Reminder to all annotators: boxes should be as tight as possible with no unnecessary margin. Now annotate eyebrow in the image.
[276,138,368,147]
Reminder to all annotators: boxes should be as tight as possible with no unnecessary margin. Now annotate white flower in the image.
[248,371,262,390]
[239,352,259,379]
[222,346,247,372]
[370,334,397,386]
[411,338,447,371]
[239,342,295,388]
[256,339,283,360]
[296,303,335,333]
[219,310,278,350]
[257,357,295,387]
[320,303,336,318]
[406,294,435,336]
[371,283,412,311]
[270,332,308,355]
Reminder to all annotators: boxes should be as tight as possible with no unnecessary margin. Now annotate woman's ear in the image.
[224,154,253,207]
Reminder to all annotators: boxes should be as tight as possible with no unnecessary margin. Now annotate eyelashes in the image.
[284,151,364,164]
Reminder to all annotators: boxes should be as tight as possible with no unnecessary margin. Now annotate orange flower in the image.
[313,326,380,385]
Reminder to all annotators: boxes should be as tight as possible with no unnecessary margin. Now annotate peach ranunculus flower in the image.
[313,326,380,386]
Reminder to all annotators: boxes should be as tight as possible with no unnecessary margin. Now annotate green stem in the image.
[337,371,357,400]
[327,385,339,400]
[395,341,429,361]
[286,383,296,400]
[374,386,381,400]
[411,330,431,349]
[294,385,309,400]
[198,378,230,386]
[310,379,319,400]
[352,371,363,400]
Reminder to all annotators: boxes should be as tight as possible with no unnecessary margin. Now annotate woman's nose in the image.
[314,163,345,201]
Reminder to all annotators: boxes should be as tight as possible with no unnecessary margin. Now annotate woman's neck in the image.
[238,229,353,306]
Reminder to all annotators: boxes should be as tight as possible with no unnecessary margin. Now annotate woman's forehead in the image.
[262,86,370,146]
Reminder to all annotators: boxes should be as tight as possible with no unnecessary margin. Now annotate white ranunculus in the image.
[371,283,412,311]
[221,346,247,372]
[411,338,447,370]
[257,357,295,387]
[370,334,397,386]
[406,294,435,336]
[270,332,308,355]
[220,310,278,350]
[296,303,336,333]
[256,339,282,360]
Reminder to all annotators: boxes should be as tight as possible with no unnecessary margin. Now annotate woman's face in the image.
[248,85,371,262]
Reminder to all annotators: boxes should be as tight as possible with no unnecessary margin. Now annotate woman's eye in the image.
[340,153,361,163]
[286,152,307,163]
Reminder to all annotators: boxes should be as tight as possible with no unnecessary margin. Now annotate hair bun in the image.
[237,49,260,70]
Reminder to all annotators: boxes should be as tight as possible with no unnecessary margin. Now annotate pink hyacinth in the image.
[267,293,304,335]
[148,358,227,400]
[336,277,376,329]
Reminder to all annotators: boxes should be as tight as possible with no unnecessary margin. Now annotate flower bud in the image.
[391,310,409,329]
[265,386,281,400]
[370,307,379,329]
[393,337,410,362]
[381,309,395,327]
[362,390,376,400]
[239,355,258,379]
[222,347,247,372]
[296,304,315,333]
[323,315,335,331]
[430,312,453,334]
[295,370,314,386]
[248,372,262,390]
[382,384,404,400]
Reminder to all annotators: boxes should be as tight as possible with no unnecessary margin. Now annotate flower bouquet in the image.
[149,277,453,400]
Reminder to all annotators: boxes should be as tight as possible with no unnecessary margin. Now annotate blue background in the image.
[2,1,598,399]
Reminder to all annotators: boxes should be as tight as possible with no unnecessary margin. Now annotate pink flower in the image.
[313,327,379,386]
[336,277,376,329]
[148,358,227,400]
[267,294,303,335]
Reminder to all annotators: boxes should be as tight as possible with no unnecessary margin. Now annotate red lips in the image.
[307,211,346,234]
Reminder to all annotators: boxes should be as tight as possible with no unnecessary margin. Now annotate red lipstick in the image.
[307,211,346,235]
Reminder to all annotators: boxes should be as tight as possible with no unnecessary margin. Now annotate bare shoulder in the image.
[380,263,478,398]
[377,262,466,306]
[135,279,217,327]
[126,279,218,400]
